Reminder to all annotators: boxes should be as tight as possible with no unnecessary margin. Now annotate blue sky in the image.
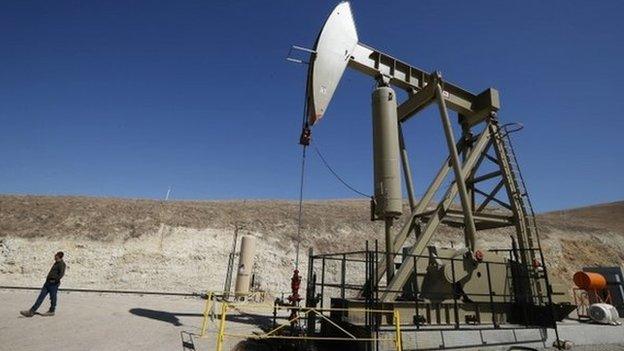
[1,1,622,212]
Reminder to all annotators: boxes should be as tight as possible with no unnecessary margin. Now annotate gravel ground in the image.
[2,288,624,351]
[0,289,214,351]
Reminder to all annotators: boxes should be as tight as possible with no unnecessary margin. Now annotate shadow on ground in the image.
[130,307,289,350]
[225,311,276,327]
[129,308,202,326]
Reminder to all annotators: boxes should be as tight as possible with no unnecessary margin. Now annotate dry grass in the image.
[0,195,622,291]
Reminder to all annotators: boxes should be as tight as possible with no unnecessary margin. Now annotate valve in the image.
[287,269,302,328]
[474,250,484,262]
[532,258,544,272]
[288,269,302,303]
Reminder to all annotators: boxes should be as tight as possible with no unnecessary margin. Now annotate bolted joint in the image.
[432,70,444,86]
[487,112,499,123]
[375,74,392,87]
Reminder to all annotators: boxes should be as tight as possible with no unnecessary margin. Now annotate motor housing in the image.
[589,303,621,325]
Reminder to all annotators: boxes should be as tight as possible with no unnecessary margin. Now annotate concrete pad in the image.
[552,320,624,346]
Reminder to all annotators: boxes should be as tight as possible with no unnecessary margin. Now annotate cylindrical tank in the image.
[372,85,403,218]
[573,271,607,290]
[234,235,256,296]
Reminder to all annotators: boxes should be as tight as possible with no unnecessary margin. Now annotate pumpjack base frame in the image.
[318,314,552,351]
[328,298,575,329]
[305,247,575,350]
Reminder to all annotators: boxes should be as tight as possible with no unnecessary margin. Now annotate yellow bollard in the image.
[199,291,213,337]
[394,309,402,351]
[216,302,228,351]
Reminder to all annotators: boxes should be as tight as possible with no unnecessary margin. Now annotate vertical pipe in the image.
[306,248,315,336]
[365,241,371,351]
[385,219,395,284]
[306,248,314,306]
[374,240,380,351]
[413,254,420,330]
[341,254,346,299]
[398,123,416,212]
[434,81,477,251]
[320,257,325,308]
[273,303,277,329]
[223,226,240,299]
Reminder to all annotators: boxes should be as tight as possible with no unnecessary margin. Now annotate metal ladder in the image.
[501,123,563,345]
[500,125,540,256]
[499,126,543,294]
[501,124,541,250]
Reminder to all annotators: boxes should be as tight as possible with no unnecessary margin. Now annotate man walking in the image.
[20,251,66,317]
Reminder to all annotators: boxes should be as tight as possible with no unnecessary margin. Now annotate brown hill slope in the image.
[540,201,624,234]
[0,195,622,293]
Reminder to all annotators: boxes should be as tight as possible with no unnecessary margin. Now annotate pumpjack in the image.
[293,2,575,344]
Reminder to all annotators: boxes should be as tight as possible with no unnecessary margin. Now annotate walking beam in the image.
[348,43,500,124]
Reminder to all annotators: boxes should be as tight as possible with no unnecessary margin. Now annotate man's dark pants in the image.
[31,282,59,312]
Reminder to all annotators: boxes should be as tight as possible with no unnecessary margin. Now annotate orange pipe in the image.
[573,271,607,290]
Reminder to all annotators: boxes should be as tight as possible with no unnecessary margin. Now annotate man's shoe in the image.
[20,310,35,317]
[41,310,55,317]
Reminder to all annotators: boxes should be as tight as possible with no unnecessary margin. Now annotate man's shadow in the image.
[129,307,276,327]
[129,308,202,326]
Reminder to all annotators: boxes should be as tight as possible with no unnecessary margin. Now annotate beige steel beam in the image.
[398,123,417,212]
[381,124,492,302]
[348,43,500,124]
[434,78,478,251]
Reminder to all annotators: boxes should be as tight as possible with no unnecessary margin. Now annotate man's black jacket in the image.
[46,260,66,284]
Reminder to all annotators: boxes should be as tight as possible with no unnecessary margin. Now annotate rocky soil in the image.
[0,195,622,295]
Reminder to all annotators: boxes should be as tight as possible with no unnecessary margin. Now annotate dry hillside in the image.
[0,195,622,295]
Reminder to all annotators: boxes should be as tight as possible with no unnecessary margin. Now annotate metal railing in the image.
[202,301,403,351]
[198,290,270,337]
[308,242,556,329]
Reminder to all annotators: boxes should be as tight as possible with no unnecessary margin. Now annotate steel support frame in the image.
[344,40,541,305]
[374,71,497,291]
[374,74,538,303]
[382,118,492,301]
[381,123,542,302]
